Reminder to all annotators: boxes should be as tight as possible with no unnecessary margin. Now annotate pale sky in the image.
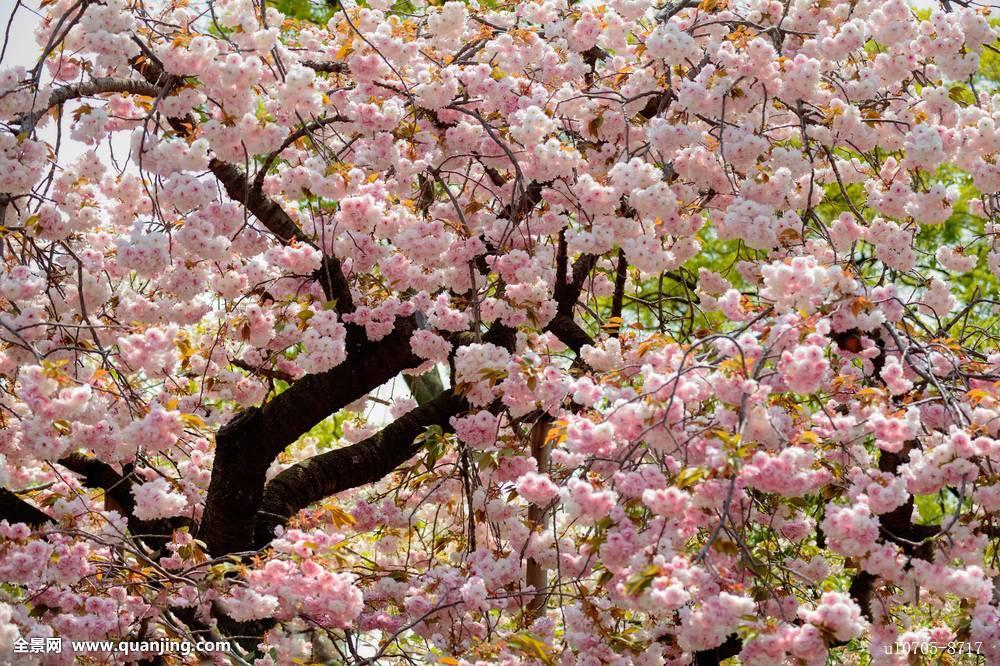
[1,0,41,69]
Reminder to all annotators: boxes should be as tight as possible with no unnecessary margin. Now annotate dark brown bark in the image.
[0,488,53,527]
[250,324,515,549]
[15,78,163,131]
[58,455,185,551]
[207,159,309,244]
[825,329,935,621]
[842,442,937,623]
[545,313,593,354]
[59,453,132,515]
[254,390,468,548]
[499,179,545,224]
[301,61,349,74]
[120,53,383,557]
[553,253,598,314]
[546,248,598,353]
[198,318,422,555]
[637,92,672,121]
[847,570,877,622]
[693,634,742,665]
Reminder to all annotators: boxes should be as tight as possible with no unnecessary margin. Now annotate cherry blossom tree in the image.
[1,0,1000,663]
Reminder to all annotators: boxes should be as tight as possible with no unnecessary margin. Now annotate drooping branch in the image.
[125,52,356,311]
[87,52,387,557]
[697,333,945,659]
[254,390,468,548]
[251,114,351,193]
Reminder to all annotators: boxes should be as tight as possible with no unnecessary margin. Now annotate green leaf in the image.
[508,632,555,665]
[623,563,662,596]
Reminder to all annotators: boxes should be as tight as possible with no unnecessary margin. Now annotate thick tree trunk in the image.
[198,320,421,555]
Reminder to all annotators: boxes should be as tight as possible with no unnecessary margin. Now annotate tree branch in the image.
[0,488,53,527]
[250,323,515,549]
[301,61,349,74]
[545,313,594,354]
[230,358,294,384]
[198,318,422,555]
[525,418,551,618]
[250,114,351,194]
[547,248,598,353]
[126,51,356,311]
[254,390,468,548]
[58,454,189,551]
[693,634,742,665]
[59,452,133,515]
[206,158,310,246]
[553,253,598,315]
[656,0,699,22]
[15,78,163,131]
